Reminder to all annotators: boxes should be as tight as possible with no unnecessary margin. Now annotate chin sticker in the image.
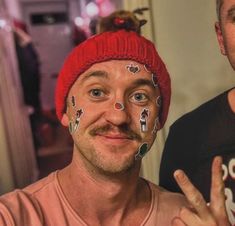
[152,117,160,134]
[73,109,84,132]
[152,73,158,87]
[114,102,124,110]
[135,143,148,160]
[144,65,151,73]
[71,96,76,107]
[126,63,140,74]
[140,108,149,132]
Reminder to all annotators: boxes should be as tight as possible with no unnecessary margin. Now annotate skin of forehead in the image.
[70,60,159,94]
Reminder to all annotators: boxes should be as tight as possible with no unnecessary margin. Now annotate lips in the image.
[95,133,134,146]
[96,133,132,140]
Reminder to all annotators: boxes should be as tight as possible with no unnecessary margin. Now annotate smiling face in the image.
[62,60,161,174]
[216,0,235,70]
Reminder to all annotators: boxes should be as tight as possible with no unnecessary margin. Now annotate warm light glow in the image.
[74,17,84,27]
[98,0,115,17]
[95,0,105,3]
[86,2,99,17]
[0,19,7,28]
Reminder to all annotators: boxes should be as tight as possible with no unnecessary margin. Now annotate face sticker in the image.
[144,64,151,73]
[151,73,158,87]
[156,96,161,107]
[140,108,149,132]
[135,143,148,160]
[73,109,84,132]
[69,121,74,134]
[114,102,124,110]
[152,117,160,134]
[71,96,76,107]
[126,63,140,74]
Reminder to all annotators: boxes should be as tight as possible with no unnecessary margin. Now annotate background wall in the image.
[124,0,235,183]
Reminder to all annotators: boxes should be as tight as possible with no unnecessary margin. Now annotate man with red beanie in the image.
[0,11,230,226]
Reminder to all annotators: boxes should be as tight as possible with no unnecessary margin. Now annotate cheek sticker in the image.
[69,121,74,134]
[151,73,158,87]
[71,96,76,107]
[140,108,149,132]
[114,102,124,110]
[152,117,160,134]
[73,109,84,132]
[126,63,140,74]
[135,143,149,160]
[156,96,161,107]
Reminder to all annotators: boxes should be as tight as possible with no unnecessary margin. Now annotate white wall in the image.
[153,0,234,126]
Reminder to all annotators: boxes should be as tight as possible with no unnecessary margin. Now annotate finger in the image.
[178,207,201,226]
[174,169,210,219]
[210,156,229,224]
[171,217,187,226]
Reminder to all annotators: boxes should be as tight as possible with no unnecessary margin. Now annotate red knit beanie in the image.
[55,30,171,129]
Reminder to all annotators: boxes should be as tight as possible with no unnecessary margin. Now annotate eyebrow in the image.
[131,78,156,89]
[227,5,235,19]
[80,70,109,83]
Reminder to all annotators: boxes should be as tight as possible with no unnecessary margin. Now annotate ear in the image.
[61,113,69,127]
[215,22,226,55]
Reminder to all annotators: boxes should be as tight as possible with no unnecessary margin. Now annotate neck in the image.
[228,88,235,113]
[58,150,150,226]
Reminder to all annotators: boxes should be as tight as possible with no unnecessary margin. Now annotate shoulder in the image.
[146,181,189,225]
[150,182,188,207]
[23,171,57,196]
[0,172,58,225]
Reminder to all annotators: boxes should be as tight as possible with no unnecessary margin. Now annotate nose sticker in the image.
[140,108,149,132]
[135,143,148,160]
[114,102,124,110]
[126,63,140,74]
[73,109,84,132]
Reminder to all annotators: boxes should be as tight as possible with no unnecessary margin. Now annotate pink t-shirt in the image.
[0,172,188,226]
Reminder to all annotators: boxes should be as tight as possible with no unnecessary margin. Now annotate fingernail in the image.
[214,156,222,164]
[174,170,184,181]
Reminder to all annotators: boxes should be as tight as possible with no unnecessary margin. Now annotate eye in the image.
[130,92,149,103]
[89,89,105,98]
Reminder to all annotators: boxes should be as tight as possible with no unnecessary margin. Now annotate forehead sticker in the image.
[135,143,148,160]
[152,73,158,87]
[140,108,149,133]
[71,96,76,107]
[156,96,161,107]
[126,63,140,74]
[152,117,160,134]
[73,109,84,132]
[114,102,124,110]
[144,64,151,73]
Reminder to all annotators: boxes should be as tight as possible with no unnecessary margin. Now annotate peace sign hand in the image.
[172,156,231,226]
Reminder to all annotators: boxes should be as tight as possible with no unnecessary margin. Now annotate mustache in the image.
[89,124,142,141]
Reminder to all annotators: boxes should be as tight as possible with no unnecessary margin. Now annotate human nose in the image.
[104,102,131,126]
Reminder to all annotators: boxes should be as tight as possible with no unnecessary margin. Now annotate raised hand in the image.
[172,156,231,226]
